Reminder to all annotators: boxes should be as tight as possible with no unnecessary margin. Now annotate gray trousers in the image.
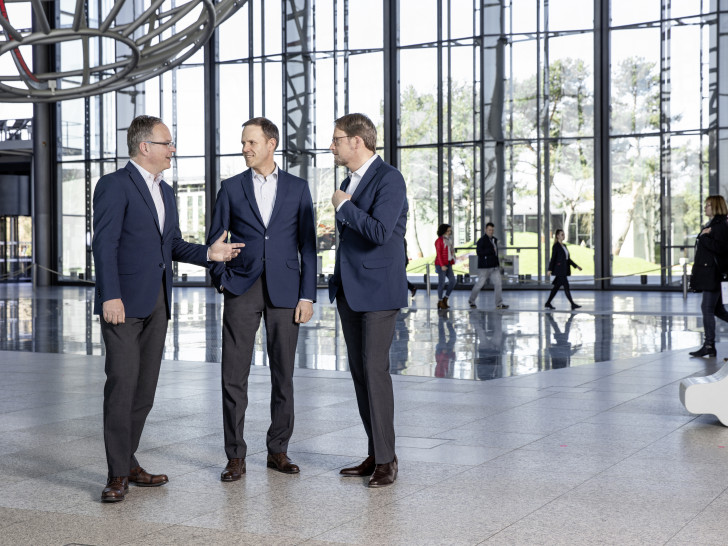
[100,283,168,478]
[336,292,398,464]
[468,267,503,306]
[221,275,299,460]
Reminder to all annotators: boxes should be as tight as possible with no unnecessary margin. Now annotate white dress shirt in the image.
[336,154,379,212]
[131,159,165,231]
[253,165,279,227]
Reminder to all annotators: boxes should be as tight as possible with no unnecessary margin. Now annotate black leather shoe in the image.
[221,458,246,481]
[571,304,581,310]
[340,455,376,477]
[129,466,168,487]
[368,455,398,488]
[689,345,717,357]
[544,303,555,310]
[101,476,128,502]
[266,452,300,474]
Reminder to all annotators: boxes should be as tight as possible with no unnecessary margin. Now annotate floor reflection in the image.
[0,284,709,380]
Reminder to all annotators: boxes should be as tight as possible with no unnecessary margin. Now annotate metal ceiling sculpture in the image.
[0,0,245,102]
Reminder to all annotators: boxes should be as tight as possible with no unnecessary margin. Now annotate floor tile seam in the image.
[659,485,728,545]
[302,480,450,543]
[117,523,182,545]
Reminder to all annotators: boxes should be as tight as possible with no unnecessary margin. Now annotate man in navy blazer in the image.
[207,117,317,481]
[329,113,408,487]
[93,115,242,502]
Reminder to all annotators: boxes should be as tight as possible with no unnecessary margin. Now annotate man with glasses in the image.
[92,115,243,502]
[329,113,408,487]
[207,117,317,482]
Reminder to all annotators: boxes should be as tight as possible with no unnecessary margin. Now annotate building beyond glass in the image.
[43,0,728,288]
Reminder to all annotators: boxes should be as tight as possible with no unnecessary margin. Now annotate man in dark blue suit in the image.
[207,117,317,481]
[329,113,408,487]
[93,115,243,502]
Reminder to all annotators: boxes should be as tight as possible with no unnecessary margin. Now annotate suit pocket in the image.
[363,258,392,269]
[286,258,300,270]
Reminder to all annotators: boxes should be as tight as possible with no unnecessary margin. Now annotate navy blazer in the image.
[92,162,209,318]
[328,156,408,312]
[547,242,579,278]
[207,168,317,307]
[476,235,500,269]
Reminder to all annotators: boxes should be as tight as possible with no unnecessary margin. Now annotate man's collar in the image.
[350,153,378,177]
[252,163,278,179]
[130,159,163,183]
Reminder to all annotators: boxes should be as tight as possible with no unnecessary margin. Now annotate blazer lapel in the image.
[126,162,162,234]
[160,181,174,236]
[267,170,287,227]
[349,156,382,203]
[340,176,351,192]
[240,170,265,227]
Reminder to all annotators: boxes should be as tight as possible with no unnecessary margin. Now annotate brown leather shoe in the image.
[368,455,398,488]
[128,466,168,487]
[101,476,129,502]
[220,458,246,482]
[339,455,376,477]
[266,452,300,474]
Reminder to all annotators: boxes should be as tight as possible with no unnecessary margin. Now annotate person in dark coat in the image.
[544,229,582,310]
[689,195,728,357]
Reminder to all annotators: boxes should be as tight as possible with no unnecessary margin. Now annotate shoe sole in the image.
[220,473,245,482]
[101,495,125,502]
[266,462,299,474]
[368,472,398,488]
[129,480,168,487]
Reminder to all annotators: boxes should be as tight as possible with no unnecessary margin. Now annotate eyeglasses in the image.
[144,141,175,149]
[331,135,351,145]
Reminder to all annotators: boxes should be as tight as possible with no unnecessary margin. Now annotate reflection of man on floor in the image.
[546,313,578,369]
[469,310,504,380]
[391,308,414,374]
[435,313,456,378]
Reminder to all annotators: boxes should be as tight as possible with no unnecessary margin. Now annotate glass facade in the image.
[47,0,727,289]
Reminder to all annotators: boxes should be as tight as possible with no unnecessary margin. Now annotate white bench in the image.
[679,363,728,425]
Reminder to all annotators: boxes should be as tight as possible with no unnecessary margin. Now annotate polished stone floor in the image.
[2,287,728,544]
[0,284,710,380]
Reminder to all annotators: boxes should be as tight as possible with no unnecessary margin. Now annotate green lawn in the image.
[405,232,673,278]
[319,231,677,281]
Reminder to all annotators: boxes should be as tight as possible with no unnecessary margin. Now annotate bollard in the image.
[683,262,688,300]
[425,263,431,300]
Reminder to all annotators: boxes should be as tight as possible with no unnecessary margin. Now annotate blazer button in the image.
[265,236,269,240]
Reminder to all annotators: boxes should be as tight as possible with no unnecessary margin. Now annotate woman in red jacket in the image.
[435,224,455,309]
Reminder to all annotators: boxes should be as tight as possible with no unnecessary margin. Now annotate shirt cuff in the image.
[206,247,212,262]
[299,298,313,303]
[335,198,350,212]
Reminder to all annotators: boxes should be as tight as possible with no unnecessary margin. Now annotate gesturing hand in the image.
[209,230,245,262]
[332,189,352,209]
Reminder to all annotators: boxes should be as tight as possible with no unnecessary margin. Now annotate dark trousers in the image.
[546,276,575,305]
[100,284,168,477]
[336,291,398,464]
[221,276,299,460]
[701,289,728,344]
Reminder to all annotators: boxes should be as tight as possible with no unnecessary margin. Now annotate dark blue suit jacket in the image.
[207,168,317,307]
[92,162,209,318]
[476,235,500,269]
[328,156,408,312]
